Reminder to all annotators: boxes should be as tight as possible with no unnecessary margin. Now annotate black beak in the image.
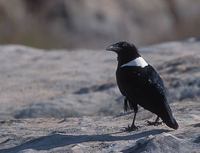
[106,44,120,53]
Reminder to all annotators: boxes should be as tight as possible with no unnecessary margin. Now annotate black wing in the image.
[117,65,174,121]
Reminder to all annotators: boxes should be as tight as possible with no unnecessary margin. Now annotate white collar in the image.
[121,57,148,68]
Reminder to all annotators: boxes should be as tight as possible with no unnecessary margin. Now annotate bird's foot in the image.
[146,120,162,126]
[124,125,139,132]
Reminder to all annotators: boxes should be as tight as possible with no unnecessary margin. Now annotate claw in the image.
[124,125,139,132]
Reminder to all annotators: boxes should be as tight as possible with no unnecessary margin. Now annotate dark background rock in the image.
[0,0,200,49]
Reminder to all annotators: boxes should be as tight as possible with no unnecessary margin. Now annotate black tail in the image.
[161,108,179,129]
[159,100,179,130]
[163,117,179,130]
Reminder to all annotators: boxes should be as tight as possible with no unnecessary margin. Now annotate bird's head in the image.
[106,41,141,64]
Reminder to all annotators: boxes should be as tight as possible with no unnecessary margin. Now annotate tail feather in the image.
[163,117,179,130]
[161,108,179,129]
[159,100,179,130]
[124,98,128,112]
[124,98,134,112]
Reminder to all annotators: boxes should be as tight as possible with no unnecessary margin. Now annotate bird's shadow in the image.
[0,129,170,153]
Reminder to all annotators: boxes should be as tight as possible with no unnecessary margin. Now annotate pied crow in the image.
[106,41,178,131]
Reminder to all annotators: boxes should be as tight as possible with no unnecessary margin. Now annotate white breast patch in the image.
[121,57,148,68]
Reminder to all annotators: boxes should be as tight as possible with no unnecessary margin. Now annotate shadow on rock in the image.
[194,136,200,143]
[0,129,169,153]
[74,83,115,94]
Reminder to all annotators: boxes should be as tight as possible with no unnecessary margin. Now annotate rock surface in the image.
[0,102,199,153]
[0,40,200,152]
[0,40,199,119]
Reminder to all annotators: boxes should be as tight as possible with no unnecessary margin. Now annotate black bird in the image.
[106,41,178,131]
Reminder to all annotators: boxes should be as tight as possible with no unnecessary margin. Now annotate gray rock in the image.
[0,101,199,153]
[0,41,200,152]
[0,41,200,119]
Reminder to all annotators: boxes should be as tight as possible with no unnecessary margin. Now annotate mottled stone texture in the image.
[0,41,199,152]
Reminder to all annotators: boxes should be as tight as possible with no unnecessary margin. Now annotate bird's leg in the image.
[147,116,162,126]
[125,104,139,131]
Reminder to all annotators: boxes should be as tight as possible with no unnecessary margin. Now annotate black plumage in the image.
[106,41,178,131]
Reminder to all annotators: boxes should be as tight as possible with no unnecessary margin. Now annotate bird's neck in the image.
[118,56,148,68]
[117,54,141,67]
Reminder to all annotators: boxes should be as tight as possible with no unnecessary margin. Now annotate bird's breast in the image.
[116,67,147,96]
